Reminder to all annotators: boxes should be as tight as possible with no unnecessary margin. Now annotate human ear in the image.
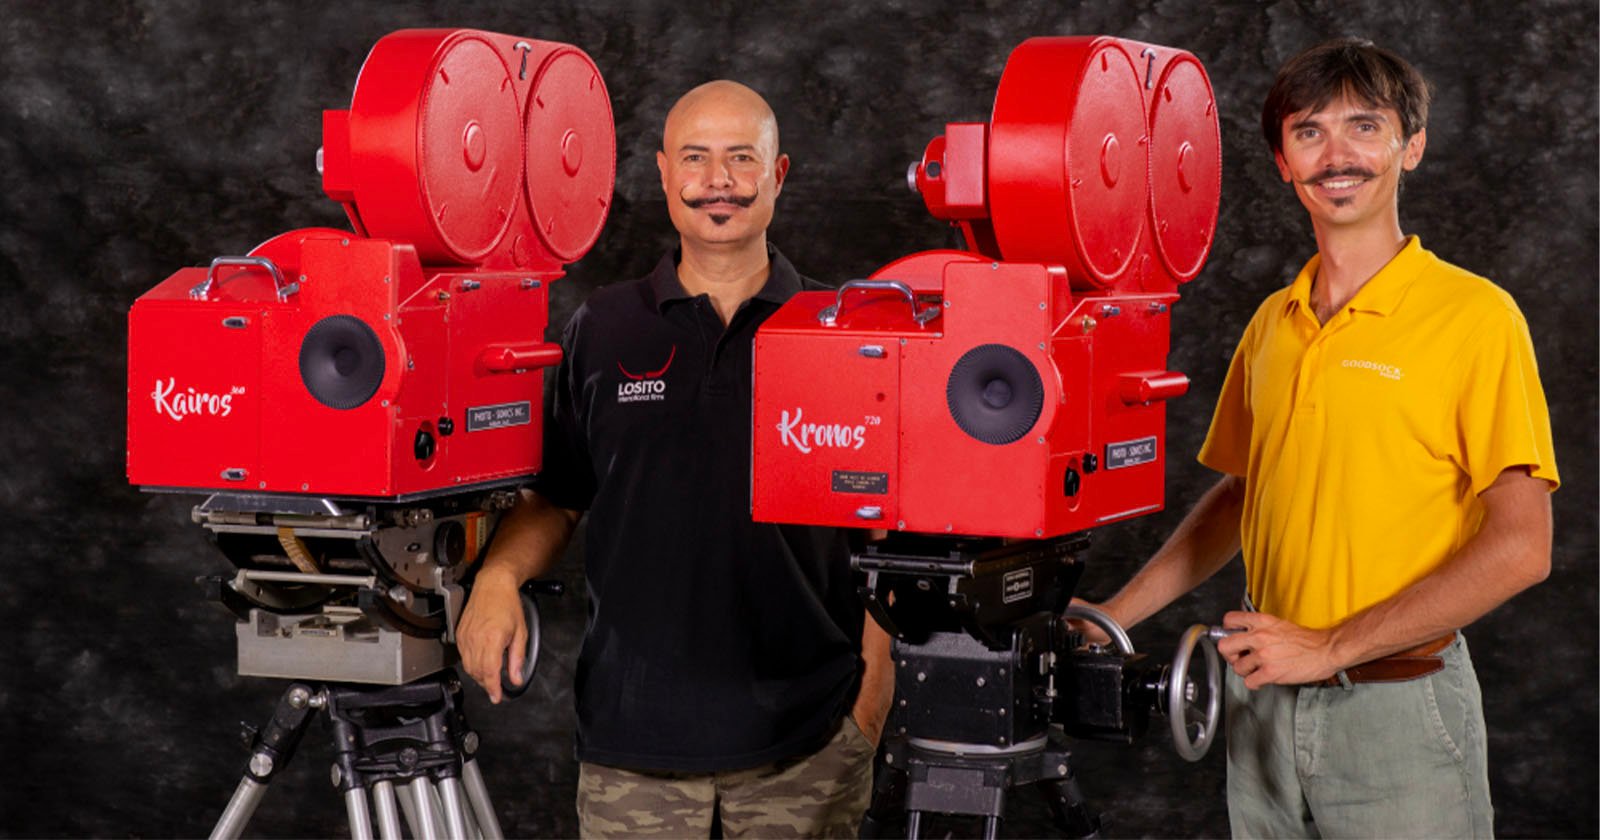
[773,154,790,194]
[1402,128,1427,171]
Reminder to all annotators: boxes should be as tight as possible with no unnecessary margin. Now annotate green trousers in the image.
[1225,634,1494,838]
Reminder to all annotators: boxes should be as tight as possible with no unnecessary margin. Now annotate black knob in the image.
[1063,468,1081,497]
[1083,453,1099,474]
[439,417,455,436]
[414,428,436,461]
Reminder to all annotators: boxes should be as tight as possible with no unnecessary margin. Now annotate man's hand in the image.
[1214,610,1338,689]
[455,568,528,704]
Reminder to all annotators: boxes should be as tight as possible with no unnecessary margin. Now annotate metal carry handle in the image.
[1061,603,1136,655]
[190,256,299,302]
[817,279,941,326]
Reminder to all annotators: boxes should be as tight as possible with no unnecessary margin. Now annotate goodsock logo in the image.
[1341,358,1403,381]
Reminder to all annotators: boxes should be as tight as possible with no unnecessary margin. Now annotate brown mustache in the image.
[1299,166,1377,185]
[680,189,758,209]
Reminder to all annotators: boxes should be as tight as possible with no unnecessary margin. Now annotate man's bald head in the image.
[657,79,789,250]
[663,80,781,160]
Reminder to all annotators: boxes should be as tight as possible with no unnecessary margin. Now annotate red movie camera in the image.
[752,36,1219,538]
[127,29,615,500]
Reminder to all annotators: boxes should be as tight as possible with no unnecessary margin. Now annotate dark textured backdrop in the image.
[2,1,1595,837]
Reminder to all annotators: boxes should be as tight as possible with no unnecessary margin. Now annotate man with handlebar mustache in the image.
[1081,38,1557,838]
[457,80,892,838]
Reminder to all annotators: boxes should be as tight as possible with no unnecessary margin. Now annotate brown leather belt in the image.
[1310,633,1456,687]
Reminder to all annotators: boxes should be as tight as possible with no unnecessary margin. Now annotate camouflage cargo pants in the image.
[577,716,875,838]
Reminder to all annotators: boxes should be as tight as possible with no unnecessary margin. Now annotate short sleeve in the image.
[1453,299,1560,494]
[529,309,598,511]
[1197,320,1256,478]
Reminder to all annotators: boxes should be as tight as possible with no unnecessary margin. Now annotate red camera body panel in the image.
[753,36,1216,539]
[128,29,614,499]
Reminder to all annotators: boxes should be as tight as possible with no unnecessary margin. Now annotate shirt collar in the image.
[1283,235,1429,319]
[648,242,802,313]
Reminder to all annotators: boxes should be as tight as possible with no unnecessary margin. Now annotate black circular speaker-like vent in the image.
[299,314,385,410]
[946,343,1044,445]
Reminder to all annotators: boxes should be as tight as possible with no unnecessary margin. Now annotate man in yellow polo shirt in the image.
[1083,38,1558,838]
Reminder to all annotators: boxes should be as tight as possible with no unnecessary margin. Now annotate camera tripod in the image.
[861,728,1103,839]
[211,669,504,840]
[852,535,1223,839]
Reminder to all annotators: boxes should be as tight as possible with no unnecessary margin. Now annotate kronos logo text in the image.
[775,407,867,454]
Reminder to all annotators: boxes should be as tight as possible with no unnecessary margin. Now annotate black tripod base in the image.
[211,670,505,840]
[862,731,1101,839]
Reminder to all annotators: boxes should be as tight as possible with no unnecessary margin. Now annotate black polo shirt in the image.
[532,245,863,772]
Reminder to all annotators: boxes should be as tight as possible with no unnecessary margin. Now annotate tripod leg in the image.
[858,752,907,839]
[397,782,424,837]
[210,778,268,840]
[462,758,506,840]
[439,777,472,839]
[344,786,375,840]
[211,682,319,839]
[982,815,1001,840]
[371,781,404,840]
[410,777,446,840]
[1037,773,1102,839]
[906,810,923,840]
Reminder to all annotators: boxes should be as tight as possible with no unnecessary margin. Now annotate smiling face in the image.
[1274,92,1426,234]
[656,81,789,251]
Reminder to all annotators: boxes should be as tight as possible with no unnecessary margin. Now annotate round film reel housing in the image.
[988,37,1151,290]
[340,30,616,268]
[346,30,525,264]
[1147,53,1221,284]
[523,47,615,263]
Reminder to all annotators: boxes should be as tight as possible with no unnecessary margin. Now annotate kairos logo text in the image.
[152,377,243,421]
[776,407,867,454]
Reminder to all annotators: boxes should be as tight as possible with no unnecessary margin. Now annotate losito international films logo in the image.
[616,346,675,404]
[151,377,244,421]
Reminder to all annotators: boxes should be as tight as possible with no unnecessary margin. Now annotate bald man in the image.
[457,81,892,838]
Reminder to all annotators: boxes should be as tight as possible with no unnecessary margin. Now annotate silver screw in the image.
[249,752,274,777]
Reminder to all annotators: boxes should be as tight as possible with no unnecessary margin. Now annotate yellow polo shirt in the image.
[1199,237,1559,629]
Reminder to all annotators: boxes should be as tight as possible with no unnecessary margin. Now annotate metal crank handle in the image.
[1165,624,1226,762]
[499,580,558,699]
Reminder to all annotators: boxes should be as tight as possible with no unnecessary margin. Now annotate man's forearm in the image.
[477,488,581,587]
[1327,468,1552,665]
[1217,468,1553,688]
[1103,474,1245,630]
[851,615,895,744]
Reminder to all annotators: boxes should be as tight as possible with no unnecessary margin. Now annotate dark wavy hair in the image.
[1261,38,1432,155]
